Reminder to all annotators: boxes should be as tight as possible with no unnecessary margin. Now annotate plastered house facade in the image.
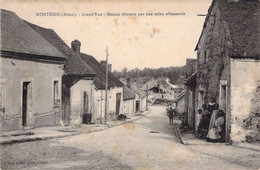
[0,10,66,131]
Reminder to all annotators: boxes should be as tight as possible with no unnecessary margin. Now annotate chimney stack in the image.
[100,60,112,72]
[127,78,131,88]
[71,40,81,53]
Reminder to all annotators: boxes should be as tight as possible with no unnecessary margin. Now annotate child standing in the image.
[207,110,225,142]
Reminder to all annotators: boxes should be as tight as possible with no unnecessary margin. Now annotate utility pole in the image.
[104,47,109,124]
[146,84,148,110]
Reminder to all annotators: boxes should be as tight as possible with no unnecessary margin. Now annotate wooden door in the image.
[136,101,140,113]
[62,84,70,125]
[22,82,31,127]
[83,91,88,114]
[116,93,121,116]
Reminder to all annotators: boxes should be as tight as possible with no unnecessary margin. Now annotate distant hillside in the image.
[113,66,186,85]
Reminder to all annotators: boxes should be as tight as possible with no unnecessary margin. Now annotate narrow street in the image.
[1,106,259,170]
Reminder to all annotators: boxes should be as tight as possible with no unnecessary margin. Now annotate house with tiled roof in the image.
[120,79,137,116]
[122,86,136,116]
[25,20,125,124]
[142,78,159,93]
[125,79,147,113]
[0,9,67,131]
[70,41,124,123]
[190,0,260,143]
[26,20,97,125]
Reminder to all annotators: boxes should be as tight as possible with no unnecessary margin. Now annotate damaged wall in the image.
[230,59,260,142]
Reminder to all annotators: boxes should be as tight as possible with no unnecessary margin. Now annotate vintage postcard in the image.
[0,0,259,169]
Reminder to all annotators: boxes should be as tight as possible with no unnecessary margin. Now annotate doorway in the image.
[22,82,31,127]
[219,80,228,142]
[83,91,88,114]
[135,101,140,113]
[220,85,227,112]
[83,91,91,124]
[116,93,121,116]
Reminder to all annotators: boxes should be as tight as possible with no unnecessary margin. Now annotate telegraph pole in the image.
[104,47,109,124]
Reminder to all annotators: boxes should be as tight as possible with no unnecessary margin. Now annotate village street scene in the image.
[0,0,260,169]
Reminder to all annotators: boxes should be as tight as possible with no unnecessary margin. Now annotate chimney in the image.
[71,40,81,53]
[127,78,131,88]
[100,60,106,71]
[100,60,112,72]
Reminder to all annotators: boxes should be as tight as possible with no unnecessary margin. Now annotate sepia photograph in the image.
[0,0,260,169]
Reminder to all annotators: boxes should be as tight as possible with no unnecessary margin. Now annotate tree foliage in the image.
[113,66,186,85]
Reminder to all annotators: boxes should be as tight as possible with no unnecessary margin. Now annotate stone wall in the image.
[195,2,232,141]
[176,96,185,115]
[196,3,230,102]
[184,59,197,129]
[186,59,197,78]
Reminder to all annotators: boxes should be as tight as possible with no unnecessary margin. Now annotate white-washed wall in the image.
[230,59,260,142]
[0,58,63,131]
[70,80,94,125]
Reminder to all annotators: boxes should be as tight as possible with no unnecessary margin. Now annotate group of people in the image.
[197,98,226,143]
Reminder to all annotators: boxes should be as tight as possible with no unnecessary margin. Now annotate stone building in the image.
[184,59,197,129]
[0,10,67,131]
[193,0,260,142]
[174,91,185,116]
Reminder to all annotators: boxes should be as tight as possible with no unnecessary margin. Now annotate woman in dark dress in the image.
[198,104,211,138]
[208,97,218,113]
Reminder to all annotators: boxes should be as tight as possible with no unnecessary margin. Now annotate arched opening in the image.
[82,91,91,124]
[83,91,88,113]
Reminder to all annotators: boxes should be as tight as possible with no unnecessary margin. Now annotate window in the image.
[53,81,60,106]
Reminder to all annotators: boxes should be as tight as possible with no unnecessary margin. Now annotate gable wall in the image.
[195,2,232,140]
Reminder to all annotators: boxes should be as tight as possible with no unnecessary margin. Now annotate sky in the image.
[2,0,211,71]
